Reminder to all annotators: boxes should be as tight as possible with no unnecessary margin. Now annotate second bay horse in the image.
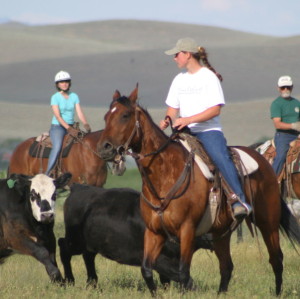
[97,85,300,296]
[251,140,300,200]
[8,130,107,187]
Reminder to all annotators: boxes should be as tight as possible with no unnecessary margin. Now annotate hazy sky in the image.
[2,0,300,37]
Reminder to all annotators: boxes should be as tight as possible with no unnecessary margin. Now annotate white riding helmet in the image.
[54,71,71,83]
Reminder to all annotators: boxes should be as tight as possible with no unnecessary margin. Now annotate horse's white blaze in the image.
[30,174,56,221]
[111,107,117,113]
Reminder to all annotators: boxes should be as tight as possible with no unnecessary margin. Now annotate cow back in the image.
[64,184,144,264]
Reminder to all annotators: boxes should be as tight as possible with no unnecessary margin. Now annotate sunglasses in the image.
[174,51,187,58]
[279,86,292,90]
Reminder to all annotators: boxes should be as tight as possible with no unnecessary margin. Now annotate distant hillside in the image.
[0,20,300,108]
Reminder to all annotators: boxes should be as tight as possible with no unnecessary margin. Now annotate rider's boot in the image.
[230,194,252,221]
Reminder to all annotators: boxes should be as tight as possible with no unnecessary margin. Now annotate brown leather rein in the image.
[117,109,195,214]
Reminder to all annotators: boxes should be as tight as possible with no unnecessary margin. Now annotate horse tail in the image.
[280,197,300,246]
[6,166,10,178]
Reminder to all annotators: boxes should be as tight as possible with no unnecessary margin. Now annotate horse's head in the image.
[97,84,139,162]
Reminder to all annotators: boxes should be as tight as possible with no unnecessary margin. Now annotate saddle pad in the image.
[29,141,73,158]
[180,140,259,180]
[291,152,300,173]
[180,139,213,179]
[233,148,259,175]
[256,139,272,155]
[36,132,50,142]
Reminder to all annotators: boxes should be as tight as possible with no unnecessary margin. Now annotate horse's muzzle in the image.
[98,141,117,162]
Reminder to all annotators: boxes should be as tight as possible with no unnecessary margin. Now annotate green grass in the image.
[1,169,300,298]
[1,231,300,298]
[104,167,142,190]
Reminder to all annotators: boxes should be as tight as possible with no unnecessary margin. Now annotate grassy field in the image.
[1,170,300,298]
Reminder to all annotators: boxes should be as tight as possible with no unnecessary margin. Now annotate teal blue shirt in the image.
[50,92,80,125]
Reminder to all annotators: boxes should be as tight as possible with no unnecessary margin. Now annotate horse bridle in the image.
[113,105,195,242]
[115,107,141,159]
[115,106,194,210]
[117,112,177,161]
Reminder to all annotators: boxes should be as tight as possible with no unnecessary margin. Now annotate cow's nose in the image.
[41,213,54,223]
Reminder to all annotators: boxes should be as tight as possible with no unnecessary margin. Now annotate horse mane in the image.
[137,104,171,140]
[114,96,170,140]
[112,96,132,108]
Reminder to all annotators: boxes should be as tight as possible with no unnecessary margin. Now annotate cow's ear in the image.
[54,172,72,189]
[8,173,31,196]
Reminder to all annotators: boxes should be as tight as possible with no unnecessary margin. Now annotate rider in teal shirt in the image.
[51,92,79,125]
[46,71,91,176]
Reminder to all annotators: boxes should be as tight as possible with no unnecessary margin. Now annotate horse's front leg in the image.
[141,228,165,296]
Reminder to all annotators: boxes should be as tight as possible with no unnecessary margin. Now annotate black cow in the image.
[0,172,71,282]
[58,184,213,288]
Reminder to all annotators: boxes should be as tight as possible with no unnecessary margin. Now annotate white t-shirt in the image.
[165,67,225,133]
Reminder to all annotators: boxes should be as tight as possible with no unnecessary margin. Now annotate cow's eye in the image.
[51,193,57,201]
[36,197,41,207]
[30,190,39,202]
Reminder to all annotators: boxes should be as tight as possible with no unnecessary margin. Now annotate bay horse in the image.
[97,85,300,296]
[251,140,300,200]
[251,140,300,223]
[8,130,107,187]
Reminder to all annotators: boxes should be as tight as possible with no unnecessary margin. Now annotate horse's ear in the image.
[128,83,139,104]
[113,90,121,100]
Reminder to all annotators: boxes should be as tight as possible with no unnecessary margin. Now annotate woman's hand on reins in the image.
[160,119,170,130]
[173,117,191,131]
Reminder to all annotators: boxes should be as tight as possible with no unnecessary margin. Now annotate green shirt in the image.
[270,96,300,122]
[270,96,300,134]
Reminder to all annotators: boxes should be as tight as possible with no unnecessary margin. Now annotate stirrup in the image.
[233,204,248,217]
[229,194,252,220]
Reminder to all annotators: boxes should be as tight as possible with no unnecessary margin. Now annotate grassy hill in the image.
[1,20,299,108]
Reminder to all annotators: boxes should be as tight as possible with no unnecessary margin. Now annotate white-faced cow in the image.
[0,172,71,282]
[58,184,213,288]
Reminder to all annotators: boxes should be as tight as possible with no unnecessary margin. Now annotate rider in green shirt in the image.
[270,75,300,176]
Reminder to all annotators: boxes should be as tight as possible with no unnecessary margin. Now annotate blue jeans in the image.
[272,132,298,176]
[46,124,67,175]
[193,130,246,205]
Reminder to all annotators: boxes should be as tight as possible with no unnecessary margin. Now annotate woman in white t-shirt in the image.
[159,38,252,220]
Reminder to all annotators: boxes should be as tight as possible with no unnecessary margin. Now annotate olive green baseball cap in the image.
[165,37,199,55]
